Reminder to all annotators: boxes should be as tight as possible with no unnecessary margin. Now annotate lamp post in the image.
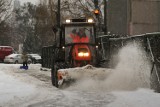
[53,0,61,46]
[94,0,108,35]
[94,0,100,22]
[94,0,101,34]
[104,0,108,35]
[57,0,61,28]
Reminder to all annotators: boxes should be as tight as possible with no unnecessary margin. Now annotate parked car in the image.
[0,46,14,62]
[27,54,41,64]
[4,54,32,64]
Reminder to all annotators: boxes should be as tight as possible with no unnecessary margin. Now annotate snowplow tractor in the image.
[49,18,101,88]
[42,22,160,91]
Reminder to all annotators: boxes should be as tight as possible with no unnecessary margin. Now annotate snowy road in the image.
[0,64,115,107]
[0,64,160,107]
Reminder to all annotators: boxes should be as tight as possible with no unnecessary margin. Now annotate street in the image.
[0,63,160,107]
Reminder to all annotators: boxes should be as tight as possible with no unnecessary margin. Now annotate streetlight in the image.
[94,0,108,34]
[57,0,61,28]
[104,0,108,35]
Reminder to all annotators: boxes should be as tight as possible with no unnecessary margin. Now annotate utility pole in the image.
[94,0,101,33]
[94,0,99,20]
[94,0,108,35]
[104,0,107,35]
[57,0,61,28]
[52,0,61,46]
[94,0,99,15]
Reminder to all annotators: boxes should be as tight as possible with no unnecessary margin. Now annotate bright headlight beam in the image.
[88,19,93,23]
[78,52,84,57]
[66,19,71,23]
[78,52,89,57]
[84,53,89,57]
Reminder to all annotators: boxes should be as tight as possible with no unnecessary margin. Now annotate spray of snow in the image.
[103,43,151,91]
[66,42,151,91]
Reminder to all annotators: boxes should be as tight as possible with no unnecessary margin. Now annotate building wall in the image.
[107,0,128,35]
[130,0,160,35]
[107,0,160,35]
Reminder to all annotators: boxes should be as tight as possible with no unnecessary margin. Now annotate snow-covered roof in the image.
[0,46,13,48]
[7,54,21,57]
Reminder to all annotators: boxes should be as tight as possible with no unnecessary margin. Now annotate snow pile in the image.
[0,68,36,105]
[66,43,151,91]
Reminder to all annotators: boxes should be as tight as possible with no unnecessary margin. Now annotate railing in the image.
[146,36,160,92]
[99,32,160,92]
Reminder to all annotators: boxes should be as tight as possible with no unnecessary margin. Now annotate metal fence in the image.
[99,32,160,92]
[41,46,54,69]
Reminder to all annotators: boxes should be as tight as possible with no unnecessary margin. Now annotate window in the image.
[65,26,95,44]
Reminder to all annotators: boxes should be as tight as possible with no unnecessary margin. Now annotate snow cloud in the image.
[66,42,151,92]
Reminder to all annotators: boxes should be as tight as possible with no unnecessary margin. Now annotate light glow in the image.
[78,52,84,57]
[84,53,89,57]
[62,46,65,49]
[66,19,71,23]
[78,52,89,57]
[88,18,93,23]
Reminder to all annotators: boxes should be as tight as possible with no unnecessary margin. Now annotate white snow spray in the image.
[102,42,151,91]
[67,42,151,91]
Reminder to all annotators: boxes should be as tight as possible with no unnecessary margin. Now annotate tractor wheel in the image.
[51,64,59,88]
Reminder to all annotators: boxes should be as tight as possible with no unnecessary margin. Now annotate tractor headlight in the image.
[78,52,84,57]
[84,52,89,57]
[88,18,93,23]
[78,52,89,57]
[66,19,71,23]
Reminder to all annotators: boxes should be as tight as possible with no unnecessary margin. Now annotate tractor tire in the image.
[51,64,59,88]
[51,62,72,88]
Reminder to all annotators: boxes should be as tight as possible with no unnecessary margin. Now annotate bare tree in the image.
[47,0,57,25]
[47,0,104,23]
[0,0,12,24]
[0,0,12,45]
[32,1,55,50]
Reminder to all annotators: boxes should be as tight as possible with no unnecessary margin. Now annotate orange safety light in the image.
[94,9,100,14]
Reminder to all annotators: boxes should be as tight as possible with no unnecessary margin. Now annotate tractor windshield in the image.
[65,26,95,44]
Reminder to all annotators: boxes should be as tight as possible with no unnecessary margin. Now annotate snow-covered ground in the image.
[1,43,160,107]
[1,64,160,107]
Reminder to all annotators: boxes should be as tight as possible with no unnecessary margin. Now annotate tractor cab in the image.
[64,18,96,44]
[61,18,98,67]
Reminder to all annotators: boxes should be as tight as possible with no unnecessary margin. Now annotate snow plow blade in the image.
[56,65,111,88]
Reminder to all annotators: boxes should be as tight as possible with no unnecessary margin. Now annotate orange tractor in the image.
[42,18,102,88]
